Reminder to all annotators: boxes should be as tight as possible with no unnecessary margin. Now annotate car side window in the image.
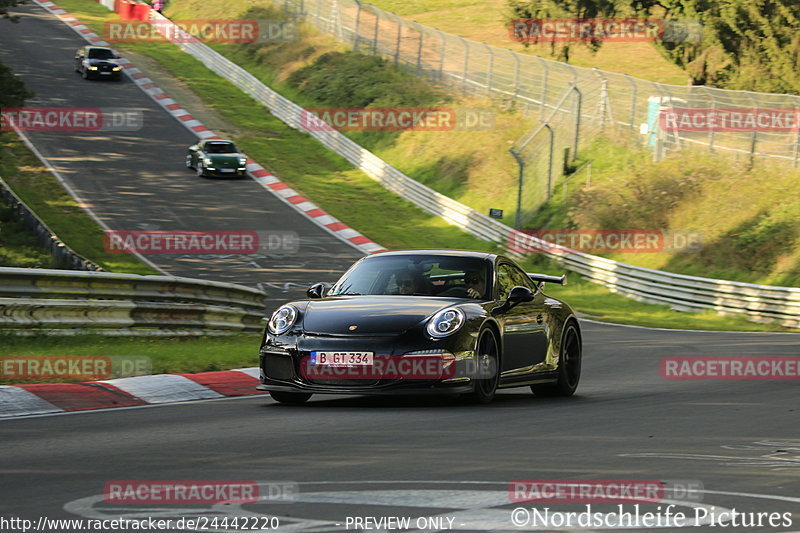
[496,264,514,300]
[508,263,536,291]
[496,263,535,300]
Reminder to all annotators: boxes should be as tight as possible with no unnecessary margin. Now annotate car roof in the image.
[203,140,234,144]
[366,249,497,261]
[85,46,113,52]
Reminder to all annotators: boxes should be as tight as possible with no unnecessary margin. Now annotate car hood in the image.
[301,296,459,335]
[87,58,119,67]
[206,154,242,162]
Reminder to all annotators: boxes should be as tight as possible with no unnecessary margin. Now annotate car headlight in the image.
[203,157,213,165]
[88,66,98,70]
[112,66,121,71]
[268,305,298,335]
[238,157,247,165]
[426,308,465,338]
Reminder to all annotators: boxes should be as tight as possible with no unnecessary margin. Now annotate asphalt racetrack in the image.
[1,4,800,533]
[0,3,362,306]
[1,323,800,531]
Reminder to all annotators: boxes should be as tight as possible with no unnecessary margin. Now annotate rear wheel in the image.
[269,391,312,404]
[531,321,581,397]
[467,328,500,404]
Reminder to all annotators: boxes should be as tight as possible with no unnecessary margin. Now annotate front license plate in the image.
[220,168,235,172]
[100,72,111,75]
[310,351,373,366]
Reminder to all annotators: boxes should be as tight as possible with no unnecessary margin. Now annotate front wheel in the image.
[196,160,205,177]
[270,391,312,404]
[531,321,581,397]
[467,328,500,404]
[185,153,194,169]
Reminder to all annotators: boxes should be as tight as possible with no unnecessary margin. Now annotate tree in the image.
[0,62,34,108]
[505,0,800,94]
[1,0,25,21]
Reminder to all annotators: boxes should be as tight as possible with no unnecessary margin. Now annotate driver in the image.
[464,270,486,299]
[396,273,419,295]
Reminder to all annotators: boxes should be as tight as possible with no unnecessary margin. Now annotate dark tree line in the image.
[507,0,800,94]
[1,0,34,108]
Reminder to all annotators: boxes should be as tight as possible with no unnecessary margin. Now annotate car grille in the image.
[263,353,295,381]
[305,378,382,386]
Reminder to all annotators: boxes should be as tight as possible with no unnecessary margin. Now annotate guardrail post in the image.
[793,124,800,168]
[437,29,446,81]
[747,92,758,166]
[625,74,637,129]
[460,36,469,90]
[706,87,716,153]
[483,43,494,94]
[537,57,548,117]
[511,50,520,101]
[545,124,555,200]
[353,0,362,52]
[393,15,401,65]
[572,85,581,161]
[372,9,380,55]
[510,149,525,230]
[416,24,425,74]
[593,67,608,131]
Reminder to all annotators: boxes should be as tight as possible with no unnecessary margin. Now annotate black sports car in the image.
[258,250,582,404]
[74,46,122,80]
[186,139,248,178]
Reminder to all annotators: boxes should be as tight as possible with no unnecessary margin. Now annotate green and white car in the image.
[186,140,248,178]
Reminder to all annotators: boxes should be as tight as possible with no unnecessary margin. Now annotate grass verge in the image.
[0,204,60,269]
[0,333,260,385]
[0,0,790,379]
[0,132,157,274]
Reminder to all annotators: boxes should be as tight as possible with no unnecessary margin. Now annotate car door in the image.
[495,261,549,375]
[196,142,207,165]
[74,48,84,72]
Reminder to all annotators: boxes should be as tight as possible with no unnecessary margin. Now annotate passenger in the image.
[396,273,421,295]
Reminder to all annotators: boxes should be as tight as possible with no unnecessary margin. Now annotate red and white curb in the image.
[33,0,387,256]
[0,367,264,418]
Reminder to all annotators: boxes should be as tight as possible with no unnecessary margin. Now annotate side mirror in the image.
[307,282,327,299]
[491,286,533,315]
[507,285,534,304]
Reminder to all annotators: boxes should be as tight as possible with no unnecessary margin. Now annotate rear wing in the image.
[527,273,567,286]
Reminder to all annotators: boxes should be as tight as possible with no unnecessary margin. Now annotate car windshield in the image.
[87,48,115,59]
[205,142,237,154]
[328,254,491,298]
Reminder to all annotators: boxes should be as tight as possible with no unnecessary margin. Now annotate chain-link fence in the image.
[279,0,800,225]
[280,0,800,161]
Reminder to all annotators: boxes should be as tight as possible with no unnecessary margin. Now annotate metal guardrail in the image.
[139,11,800,329]
[0,176,103,272]
[282,0,800,168]
[0,267,267,334]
